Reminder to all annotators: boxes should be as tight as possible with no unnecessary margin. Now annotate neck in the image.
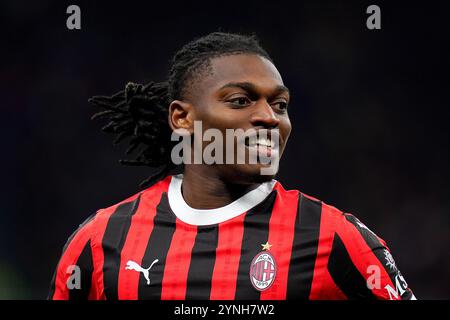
[181,166,261,210]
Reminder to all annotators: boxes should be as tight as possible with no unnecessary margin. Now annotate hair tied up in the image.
[89,80,175,189]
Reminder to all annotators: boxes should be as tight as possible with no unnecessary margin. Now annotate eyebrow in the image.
[219,81,290,97]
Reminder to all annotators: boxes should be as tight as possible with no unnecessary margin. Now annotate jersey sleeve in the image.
[330,212,416,300]
[48,213,97,300]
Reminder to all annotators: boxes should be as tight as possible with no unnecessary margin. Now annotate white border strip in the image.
[168,174,276,226]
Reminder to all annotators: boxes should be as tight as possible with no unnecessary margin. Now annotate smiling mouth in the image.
[244,135,279,158]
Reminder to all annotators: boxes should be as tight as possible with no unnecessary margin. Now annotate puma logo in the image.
[125,259,159,285]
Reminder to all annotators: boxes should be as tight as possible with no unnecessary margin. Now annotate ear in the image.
[168,100,195,134]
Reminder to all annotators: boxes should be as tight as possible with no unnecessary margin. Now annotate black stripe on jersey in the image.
[48,212,96,300]
[185,226,219,299]
[286,194,322,299]
[69,239,93,300]
[102,195,141,300]
[328,233,377,300]
[343,214,413,300]
[235,190,277,300]
[139,193,176,299]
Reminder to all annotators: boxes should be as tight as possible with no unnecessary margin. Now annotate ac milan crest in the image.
[249,244,277,291]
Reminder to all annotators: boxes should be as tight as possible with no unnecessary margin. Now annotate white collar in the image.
[167,174,276,226]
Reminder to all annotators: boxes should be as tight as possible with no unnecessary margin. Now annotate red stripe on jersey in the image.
[161,218,197,300]
[117,178,171,299]
[52,220,94,300]
[310,203,347,300]
[90,192,142,300]
[260,183,299,300]
[210,213,246,300]
[335,216,397,300]
[87,272,97,300]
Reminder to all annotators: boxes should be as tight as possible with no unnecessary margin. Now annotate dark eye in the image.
[273,101,288,111]
[229,97,251,107]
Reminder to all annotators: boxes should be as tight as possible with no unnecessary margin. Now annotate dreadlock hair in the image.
[89,32,272,190]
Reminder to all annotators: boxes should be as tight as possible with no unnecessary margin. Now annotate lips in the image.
[243,133,279,159]
[245,136,275,148]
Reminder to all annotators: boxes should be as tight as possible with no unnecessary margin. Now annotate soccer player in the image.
[49,32,415,300]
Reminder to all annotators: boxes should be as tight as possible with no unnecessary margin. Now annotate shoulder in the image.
[91,176,172,226]
[280,187,415,300]
[276,181,387,248]
[56,177,171,264]
[82,176,172,242]
[294,184,387,248]
[274,182,351,223]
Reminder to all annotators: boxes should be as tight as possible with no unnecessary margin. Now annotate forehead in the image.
[193,54,284,98]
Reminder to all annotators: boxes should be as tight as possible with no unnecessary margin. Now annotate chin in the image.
[223,164,278,185]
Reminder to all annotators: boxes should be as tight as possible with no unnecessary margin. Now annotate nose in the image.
[249,101,280,128]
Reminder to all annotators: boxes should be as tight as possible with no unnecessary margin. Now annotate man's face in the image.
[186,54,292,184]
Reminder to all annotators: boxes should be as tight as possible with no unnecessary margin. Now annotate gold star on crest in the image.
[261,241,272,251]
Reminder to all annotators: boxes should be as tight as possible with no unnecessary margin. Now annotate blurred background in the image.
[1,0,449,299]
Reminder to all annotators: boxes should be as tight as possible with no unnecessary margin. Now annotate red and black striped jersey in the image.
[49,174,415,300]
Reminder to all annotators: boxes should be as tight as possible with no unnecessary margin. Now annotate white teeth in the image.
[258,138,270,147]
[247,137,274,147]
